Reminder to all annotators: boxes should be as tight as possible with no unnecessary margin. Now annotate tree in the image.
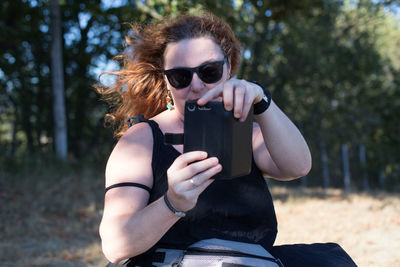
[1,0,399,189]
[50,0,68,160]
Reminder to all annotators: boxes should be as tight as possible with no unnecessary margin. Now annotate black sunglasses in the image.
[164,58,227,89]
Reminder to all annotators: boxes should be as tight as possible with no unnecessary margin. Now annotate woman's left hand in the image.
[197,78,264,122]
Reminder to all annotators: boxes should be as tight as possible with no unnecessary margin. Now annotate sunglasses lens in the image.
[165,59,225,89]
[198,62,224,83]
[166,69,192,89]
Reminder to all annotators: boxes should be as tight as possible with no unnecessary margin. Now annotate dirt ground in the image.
[1,172,399,266]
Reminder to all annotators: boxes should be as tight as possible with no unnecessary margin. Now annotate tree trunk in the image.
[50,0,67,160]
[320,140,330,189]
[359,144,370,191]
[341,144,351,192]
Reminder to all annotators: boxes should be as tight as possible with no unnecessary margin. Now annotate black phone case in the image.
[183,101,253,179]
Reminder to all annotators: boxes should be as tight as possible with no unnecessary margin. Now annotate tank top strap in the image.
[127,114,147,127]
[127,114,158,130]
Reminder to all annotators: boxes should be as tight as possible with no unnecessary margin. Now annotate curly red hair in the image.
[96,12,241,138]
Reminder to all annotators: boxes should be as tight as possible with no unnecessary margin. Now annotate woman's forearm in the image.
[100,196,180,263]
[254,100,312,180]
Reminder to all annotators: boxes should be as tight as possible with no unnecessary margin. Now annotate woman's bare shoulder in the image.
[105,122,154,188]
[121,120,154,144]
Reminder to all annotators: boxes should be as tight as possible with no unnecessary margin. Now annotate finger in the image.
[189,163,222,189]
[178,157,219,181]
[170,177,215,211]
[233,85,245,119]
[240,86,255,122]
[169,151,208,172]
[197,83,223,106]
[168,163,220,210]
[222,82,234,111]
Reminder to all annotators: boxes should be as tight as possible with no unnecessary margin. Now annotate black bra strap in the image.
[105,182,151,194]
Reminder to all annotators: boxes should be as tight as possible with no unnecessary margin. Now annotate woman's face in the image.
[163,37,231,118]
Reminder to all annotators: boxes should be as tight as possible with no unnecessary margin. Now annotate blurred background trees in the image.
[1,0,399,191]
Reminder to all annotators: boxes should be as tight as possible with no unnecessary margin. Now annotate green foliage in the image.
[0,0,399,190]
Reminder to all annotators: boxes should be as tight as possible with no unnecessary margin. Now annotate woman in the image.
[98,12,356,266]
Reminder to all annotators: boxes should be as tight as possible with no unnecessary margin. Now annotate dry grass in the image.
[0,165,109,267]
[1,167,399,266]
[272,187,400,267]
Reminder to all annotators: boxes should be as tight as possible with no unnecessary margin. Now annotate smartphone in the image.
[183,100,253,179]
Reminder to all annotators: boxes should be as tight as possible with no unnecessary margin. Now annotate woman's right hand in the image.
[166,151,222,212]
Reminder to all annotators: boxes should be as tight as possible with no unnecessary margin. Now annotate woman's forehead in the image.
[163,37,224,69]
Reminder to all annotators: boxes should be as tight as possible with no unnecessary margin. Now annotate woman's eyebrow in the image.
[167,58,224,69]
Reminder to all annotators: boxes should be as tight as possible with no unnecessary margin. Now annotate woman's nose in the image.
[189,73,205,92]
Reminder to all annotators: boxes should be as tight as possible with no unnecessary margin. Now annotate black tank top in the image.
[142,118,277,251]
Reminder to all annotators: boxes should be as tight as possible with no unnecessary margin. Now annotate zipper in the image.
[183,247,284,266]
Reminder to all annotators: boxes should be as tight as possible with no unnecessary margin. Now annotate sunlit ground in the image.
[272,187,400,267]
[1,171,399,266]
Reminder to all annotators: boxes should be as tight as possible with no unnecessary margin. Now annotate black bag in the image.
[121,238,283,267]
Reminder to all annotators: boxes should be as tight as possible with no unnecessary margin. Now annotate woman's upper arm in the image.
[252,124,282,179]
[103,122,154,217]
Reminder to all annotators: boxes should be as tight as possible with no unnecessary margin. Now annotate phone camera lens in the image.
[188,104,196,112]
